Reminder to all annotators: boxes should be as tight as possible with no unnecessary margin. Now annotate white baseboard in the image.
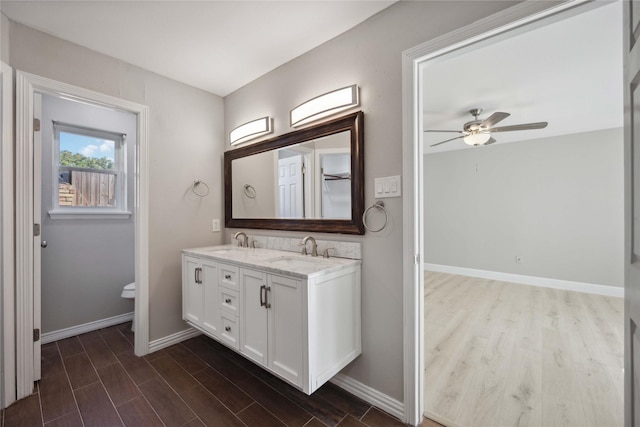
[41,312,134,344]
[148,327,201,353]
[424,263,624,298]
[330,373,405,422]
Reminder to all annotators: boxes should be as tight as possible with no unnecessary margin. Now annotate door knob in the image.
[41,240,48,248]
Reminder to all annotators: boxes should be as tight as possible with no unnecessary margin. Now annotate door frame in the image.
[400,0,594,424]
[15,71,150,400]
[1,60,15,409]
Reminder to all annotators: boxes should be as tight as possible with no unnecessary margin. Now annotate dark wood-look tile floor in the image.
[1,322,442,427]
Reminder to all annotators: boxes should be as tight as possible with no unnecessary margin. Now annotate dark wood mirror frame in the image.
[225,111,364,234]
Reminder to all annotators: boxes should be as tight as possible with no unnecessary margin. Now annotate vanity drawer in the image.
[220,264,239,290]
[219,315,239,350]
[220,288,239,316]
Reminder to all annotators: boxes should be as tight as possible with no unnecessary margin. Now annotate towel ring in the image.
[362,201,388,232]
[244,184,257,199]
[191,180,210,197]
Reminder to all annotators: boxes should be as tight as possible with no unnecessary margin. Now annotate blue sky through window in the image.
[60,132,115,162]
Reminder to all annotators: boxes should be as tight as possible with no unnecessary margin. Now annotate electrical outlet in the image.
[515,255,523,264]
[212,219,220,232]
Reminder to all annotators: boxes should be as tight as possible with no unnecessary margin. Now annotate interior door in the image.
[625,1,640,425]
[33,93,42,381]
[277,155,304,218]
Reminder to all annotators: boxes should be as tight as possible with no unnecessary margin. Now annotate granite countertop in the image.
[182,245,361,279]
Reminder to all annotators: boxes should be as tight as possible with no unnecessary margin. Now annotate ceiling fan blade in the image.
[481,112,510,128]
[484,137,497,145]
[430,135,464,147]
[490,122,548,132]
[423,130,464,133]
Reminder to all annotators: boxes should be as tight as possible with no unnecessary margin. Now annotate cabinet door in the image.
[268,274,303,386]
[183,256,204,326]
[201,259,220,337]
[240,269,268,366]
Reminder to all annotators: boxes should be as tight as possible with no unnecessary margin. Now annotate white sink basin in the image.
[204,247,247,255]
[265,256,327,269]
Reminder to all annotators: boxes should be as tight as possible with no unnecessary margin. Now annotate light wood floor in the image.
[424,271,623,427]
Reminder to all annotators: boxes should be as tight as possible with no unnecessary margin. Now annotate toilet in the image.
[121,282,136,331]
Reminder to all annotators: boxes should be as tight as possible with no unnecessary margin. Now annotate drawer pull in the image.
[225,274,232,280]
[225,298,232,304]
[225,326,231,332]
[260,285,266,307]
[265,286,271,309]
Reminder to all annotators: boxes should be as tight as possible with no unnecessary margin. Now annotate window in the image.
[50,123,128,218]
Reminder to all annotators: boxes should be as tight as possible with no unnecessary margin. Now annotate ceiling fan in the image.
[425,108,548,147]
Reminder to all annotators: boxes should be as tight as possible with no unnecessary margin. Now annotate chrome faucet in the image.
[301,236,318,257]
[233,231,249,248]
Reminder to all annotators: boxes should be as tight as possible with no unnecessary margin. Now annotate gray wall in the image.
[1,14,9,63]
[424,128,624,287]
[224,0,517,402]
[231,151,277,218]
[40,94,136,333]
[7,20,225,341]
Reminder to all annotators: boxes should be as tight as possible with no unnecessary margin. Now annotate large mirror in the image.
[225,111,364,234]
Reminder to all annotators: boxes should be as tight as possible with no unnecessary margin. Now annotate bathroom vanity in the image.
[181,245,361,394]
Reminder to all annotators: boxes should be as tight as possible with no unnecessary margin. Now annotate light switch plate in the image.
[374,175,401,198]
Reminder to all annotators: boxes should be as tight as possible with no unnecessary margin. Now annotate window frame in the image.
[49,122,130,219]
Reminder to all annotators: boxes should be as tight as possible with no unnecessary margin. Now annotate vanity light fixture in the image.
[290,84,359,128]
[230,116,273,146]
[463,132,491,146]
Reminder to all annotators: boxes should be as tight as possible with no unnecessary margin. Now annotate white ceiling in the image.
[0,0,395,97]
[423,1,623,154]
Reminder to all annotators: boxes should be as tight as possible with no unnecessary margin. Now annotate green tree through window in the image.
[59,150,114,170]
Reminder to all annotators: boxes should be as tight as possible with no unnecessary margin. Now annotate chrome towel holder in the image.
[362,201,388,232]
[191,180,210,197]
[243,184,257,199]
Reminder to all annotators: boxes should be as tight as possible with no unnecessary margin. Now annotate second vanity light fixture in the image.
[230,116,273,146]
[290,84,359,128]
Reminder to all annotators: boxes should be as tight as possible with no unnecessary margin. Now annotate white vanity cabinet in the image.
[182,256,220,338]
[241,269,303,387]
[181,247,361,394]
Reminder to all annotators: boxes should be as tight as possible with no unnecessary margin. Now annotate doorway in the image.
[14,71,150,401]
[38,93,137,344]
[401,1,621,425]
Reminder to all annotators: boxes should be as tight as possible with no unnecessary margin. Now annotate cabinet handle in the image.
[225,326,231,332]
[225,274,232,280]
[265,286,272,309]
[260,285,266,307]
[195,267,202,284]
[225,298,232,304]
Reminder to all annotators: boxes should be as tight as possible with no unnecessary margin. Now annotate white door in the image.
[33,94,42,381]
[277,155,304,218]
[182,256,204,326]
[625,1,640,424]
[240,268,268,366]
[268,274,302,386]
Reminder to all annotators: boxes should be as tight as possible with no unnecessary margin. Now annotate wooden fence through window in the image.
[59,170,115,207]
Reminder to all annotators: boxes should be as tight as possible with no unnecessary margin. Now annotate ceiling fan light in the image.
[463,132,491,146]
